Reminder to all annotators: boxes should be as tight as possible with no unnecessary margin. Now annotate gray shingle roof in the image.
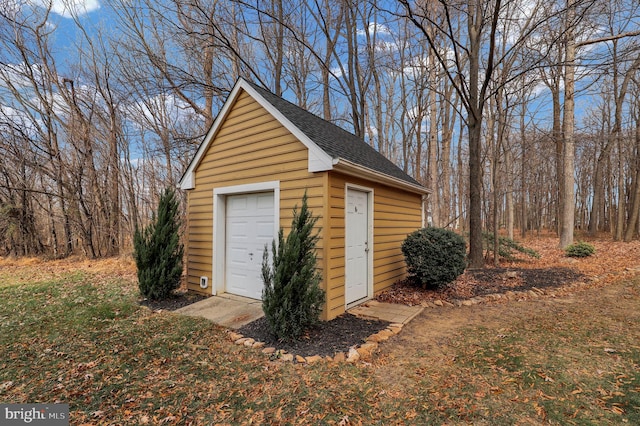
[246,81,423,188]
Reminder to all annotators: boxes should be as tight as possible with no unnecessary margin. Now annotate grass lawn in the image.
[0,246,639,425]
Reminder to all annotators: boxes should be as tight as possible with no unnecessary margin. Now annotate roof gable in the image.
[180,78,427,194]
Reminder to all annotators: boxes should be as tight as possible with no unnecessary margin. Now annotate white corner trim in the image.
[212,181,280,296]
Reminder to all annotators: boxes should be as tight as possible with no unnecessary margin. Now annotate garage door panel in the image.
[225,192,274,300]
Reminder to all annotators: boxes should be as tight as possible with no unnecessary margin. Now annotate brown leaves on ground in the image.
[377,236,640,306]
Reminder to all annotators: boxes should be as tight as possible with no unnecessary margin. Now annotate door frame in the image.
[213,181,280,296]
[344,183,374,308]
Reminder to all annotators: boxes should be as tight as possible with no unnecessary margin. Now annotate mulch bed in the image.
[142,263,590,359]
[238,314,390,358]
[377,267,587,306]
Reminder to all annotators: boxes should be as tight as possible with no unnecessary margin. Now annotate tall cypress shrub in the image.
[134,188,184,300]
[261,193,325,341]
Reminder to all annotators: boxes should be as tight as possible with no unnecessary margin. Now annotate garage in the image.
[180,78,428,320]
[224,192,275,299]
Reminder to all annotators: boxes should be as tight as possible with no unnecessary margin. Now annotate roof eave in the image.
[332,159,430,195]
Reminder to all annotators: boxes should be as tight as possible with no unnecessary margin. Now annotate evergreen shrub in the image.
[262,194,325,341]
[133,188,184,300]
[565,241,595,258]
[401,227,467,288]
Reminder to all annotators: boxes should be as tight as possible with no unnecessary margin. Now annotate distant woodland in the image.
[1,0,639,263]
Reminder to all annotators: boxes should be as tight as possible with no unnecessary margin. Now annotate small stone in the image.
[505,271,518,279]
[281,353,294,362]
[243,338,255,347]
[434,300,444,307]
[228,332,243,341]
[367,332,389,343]
[306,355,323,364]
[346,348,360,363]
[252,341,265,349]
[443,301,454,307]
[333,352,346,363]
[235,338,250,345]
[262,347,276,355]
[296,355,306,363]
[387,325,403,335]
[454,300,463,307]
[420,301,434,308]
[357,342,378,360]
[462,300,474,307]
[528,290,539,298]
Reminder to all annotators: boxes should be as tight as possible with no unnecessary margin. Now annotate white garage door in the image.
[225,192,275,299]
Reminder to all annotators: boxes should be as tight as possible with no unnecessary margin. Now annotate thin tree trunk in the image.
[560,0,576,248]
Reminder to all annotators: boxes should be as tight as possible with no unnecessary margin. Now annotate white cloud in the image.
[357,23,392,37]
[13,0,101,18]
[44,0,100,18]
[124,92,197,129]
[0,104,40,138]
[0,62,45,89]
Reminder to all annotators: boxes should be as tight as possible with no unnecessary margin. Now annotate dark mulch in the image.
[139,291,208,311]
[238,314,390,358]
[469,267,586,295]
[377,266,587,306]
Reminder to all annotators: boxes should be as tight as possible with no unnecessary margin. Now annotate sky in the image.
[4,0,633,143]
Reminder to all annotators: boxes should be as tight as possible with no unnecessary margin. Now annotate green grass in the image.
[0,266,639,424]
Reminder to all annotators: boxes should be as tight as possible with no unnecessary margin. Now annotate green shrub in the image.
[262,193,325,342]
[133,188,184,300]
[401,227,466,288]
[482,232,540,261]
[565,241,595,258]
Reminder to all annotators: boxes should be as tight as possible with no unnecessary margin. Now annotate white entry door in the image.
[225,192,274,299]
[345,188,370,305]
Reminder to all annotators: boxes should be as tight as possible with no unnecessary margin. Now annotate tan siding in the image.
[185,90,325,296]
[325,172,423,317]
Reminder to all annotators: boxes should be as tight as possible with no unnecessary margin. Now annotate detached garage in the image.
[179,78,429,320]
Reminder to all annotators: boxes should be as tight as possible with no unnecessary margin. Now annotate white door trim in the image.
[345,184,374,308]
[213,181,280,296]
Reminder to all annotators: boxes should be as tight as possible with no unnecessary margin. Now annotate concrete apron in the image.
[175,294,264,329]
[176,292,424,329]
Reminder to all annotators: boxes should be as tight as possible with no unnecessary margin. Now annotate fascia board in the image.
[333,159,430,195]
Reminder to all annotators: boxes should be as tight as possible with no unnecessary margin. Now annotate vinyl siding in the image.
[325,172,423,319]
[185,90,325,303]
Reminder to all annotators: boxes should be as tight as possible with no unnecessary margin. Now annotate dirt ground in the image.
[2,236,639,362]
[373,237,640,397]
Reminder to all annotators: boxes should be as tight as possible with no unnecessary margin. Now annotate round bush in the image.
[401,227,467,288]
[565,241,595,258]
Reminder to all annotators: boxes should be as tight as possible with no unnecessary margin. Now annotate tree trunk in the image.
[427,46,440,227]
[560,0,576,248]
[624,118,640,241]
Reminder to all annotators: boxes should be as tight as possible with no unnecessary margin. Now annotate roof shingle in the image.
[245,81,423,188]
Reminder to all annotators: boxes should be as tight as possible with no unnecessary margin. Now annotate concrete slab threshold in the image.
[348,299,424,324]
[176,293,423,329]
[175,293,264,329]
